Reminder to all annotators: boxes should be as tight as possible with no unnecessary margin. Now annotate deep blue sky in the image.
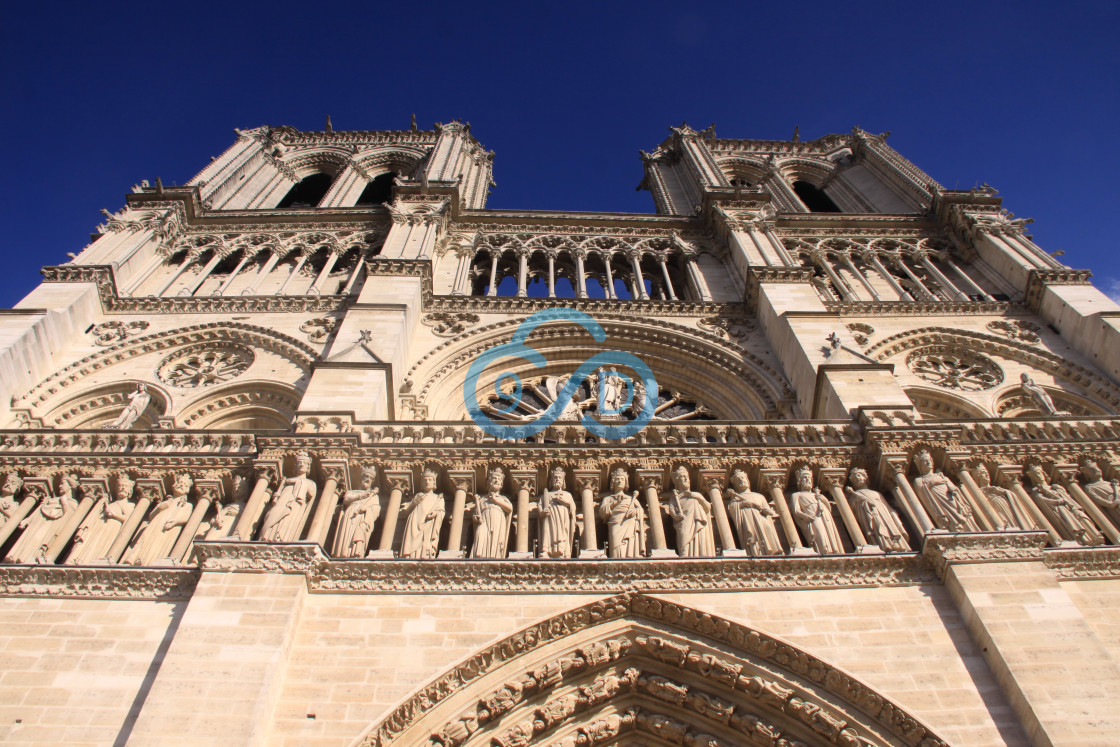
[2,2,1117,305]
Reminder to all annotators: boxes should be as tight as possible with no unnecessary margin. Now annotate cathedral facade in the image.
[0,121,1118,746]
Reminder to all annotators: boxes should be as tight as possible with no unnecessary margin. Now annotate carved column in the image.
[0,478,43,548]
[185,251,226,296]
[573,470,602,558]
[515,248,529,297]
[636,470,670,555]
[951,461,1000,531]
[917,253,969,302]
[840,253,881,301]
[866,253,913,301]
[153,254,199,296]
[820,469,868,550]
[440,470,474,558]
[375,470,412,555]
[657,255,678,300]
[232,459,281,541]
[509,470,536,558]
[628,251,649,299]
[699,470,741,557]
[546,254,556,297]
[171,477,222,563]
[997,465,1063,547]
[683,255,711,301]
[239,249,281,295]
[883,459,934,535]
[106,477,162,563]
[306,459,349,547]
[1056,466,1120,545]
[760,468,803,553]
[574,249,588,298]
[275,253,310,294]
[215,252,252,296]
[486,252,500,296]
[44,477,103,563]
[602,253,616,299]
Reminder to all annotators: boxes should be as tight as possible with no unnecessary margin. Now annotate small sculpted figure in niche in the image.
[204,473,250,540]
[259,451,317,542]
[124,473,193,565]
[663,466,716,557]
[970,464,1031,530]
[1025,464,1103,546]
[331,464,381,558]
[533,466,577,558]
[6,474,79,563]
[1079,460,1120,529]
[469,468,513,559]
[789,466,844,554]
[67,474,137,564]
[598,468,647,558]
[845,468,910,552]
[724,469,782,556]
[0,472,23,521]
[1019,373,1062,415]
[400,469,445,559]
[106,383,151,430]
[912,449,979,532]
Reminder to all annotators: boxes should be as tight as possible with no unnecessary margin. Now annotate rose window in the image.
[157,346,254,388]
[906,348,1002,391]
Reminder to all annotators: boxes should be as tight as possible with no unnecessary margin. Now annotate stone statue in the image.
[724,469,782,556]
[124,473,193,565]
[5,474,80,563]
[970,464,1031,530]
[663,466,716,557]
[1079,460,1120,529]
[601,367,625,414]
[204,473,250,540]
[1019,373,1061,415]
[533,466,577,558]
[788,466,843,554]
[912,449,979,532]
[1025,464,1103,545]
[67,474,137,564]
[332,464,381,558]
[598,468,646,558]
[400,469,445,559]
[259,451,317,542]
[845,468,910,552]
[0,472,23,521]
[107,383,152,429]
[469,468,513,558]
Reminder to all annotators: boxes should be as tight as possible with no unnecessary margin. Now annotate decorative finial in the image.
[325,115,333,132]
[410,114,417,131]
[792,126,800,143]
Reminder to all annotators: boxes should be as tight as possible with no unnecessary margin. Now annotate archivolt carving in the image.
[355,593,948,747]
[41,381,171,430]
[403,315,793,421]
[177,382,301,429]
[867,327,1120,413]
[14,322,318,413]
[904,388,990,421]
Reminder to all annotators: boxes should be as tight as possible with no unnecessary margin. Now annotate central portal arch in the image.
[354,593,948,747]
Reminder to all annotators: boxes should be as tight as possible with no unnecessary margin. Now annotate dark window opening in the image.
[793,181,841,213]
[356,172,396,206]
[277,173,334,209]
[729,178,752,188]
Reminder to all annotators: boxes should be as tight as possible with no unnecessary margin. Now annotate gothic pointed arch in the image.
[867,326,1120,416]
[40,380,171,429]
[176,381,301,429]
[402,314,795,421]
[354,593,949,747]
[12,322,318,425]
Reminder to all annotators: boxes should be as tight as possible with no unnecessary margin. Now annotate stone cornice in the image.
[0,565,199,600]
[1024,268,1093,312]
[426,295,729,316]
[921,531,1048,578]
[1043,546,1120,580]
[823,300,1011,316]
[194,540,325,572]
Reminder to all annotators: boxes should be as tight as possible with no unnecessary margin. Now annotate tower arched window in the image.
[355,172,396,206]
[276,173,334,209]
[793,180,841,213]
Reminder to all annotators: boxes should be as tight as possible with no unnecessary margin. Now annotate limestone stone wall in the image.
[1061,577,1120,672]
[0,597,183,745]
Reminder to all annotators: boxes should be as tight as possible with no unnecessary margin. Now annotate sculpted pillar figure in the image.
[912,449,980,532]
[331,464,381,558]
[124,473,193,565]
[469,467,513,559]
[204,473,250,540]
[971,464,1031,530]
[0,473,23,523]
[1025,464,1103,545]
[788,466,844,554]
[534,466,577,558]
[5,474,80,563]
[106,383,152,429]
[598,468,647,558]
[724,469,782,556]
[400,468,446,559]
[662,466,716,557]
[67,474,136,564]
[259,451,317,542]
[1079,460,1120,530]
[845,468,910,552]
[1020,372,1061,415]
